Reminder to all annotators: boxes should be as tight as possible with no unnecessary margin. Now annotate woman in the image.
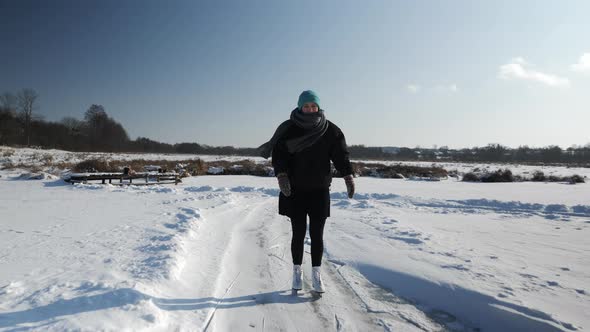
[259,90,355,293]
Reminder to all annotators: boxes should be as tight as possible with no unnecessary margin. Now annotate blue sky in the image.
[1,0,589,148]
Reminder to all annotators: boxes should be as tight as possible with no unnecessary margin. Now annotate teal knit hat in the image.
[297,90,320,110]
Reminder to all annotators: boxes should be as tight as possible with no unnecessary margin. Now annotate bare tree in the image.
[0,93,19,144]
[0,92,17,114]
[61,116,84,134]
[84,104,107,147]
[17,88,39,146]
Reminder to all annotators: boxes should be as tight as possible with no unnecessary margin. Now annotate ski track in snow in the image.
[0,176,588,331]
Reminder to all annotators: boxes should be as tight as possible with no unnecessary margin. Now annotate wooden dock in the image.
[64,172,181,185]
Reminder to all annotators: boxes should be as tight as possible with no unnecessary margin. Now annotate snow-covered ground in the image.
[355,159,590,179]
[3,146,589,179]
[1,162,588,331]
[0,146,262,168]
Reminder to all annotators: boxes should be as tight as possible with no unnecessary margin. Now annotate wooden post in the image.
[102,179,105,184]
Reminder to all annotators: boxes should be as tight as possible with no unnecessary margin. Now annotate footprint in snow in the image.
[138,243,173,253]
[175,213,192,223]
[334,200,350,207]
[398,230,421,237]
[150,234,174,242]
[388,236,423,245]
[440,264,470,271]
[164,211,199,231]
[180,207,200,218]
[352,201,373,209]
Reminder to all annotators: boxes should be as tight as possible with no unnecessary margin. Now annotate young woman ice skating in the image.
[259,90,355,293]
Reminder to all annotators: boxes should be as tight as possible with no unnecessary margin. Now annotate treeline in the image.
[367,144,590,164]
[132,139,259,156]
[1,89,589,164]
[1,91,130,152]
[0,89,260,155]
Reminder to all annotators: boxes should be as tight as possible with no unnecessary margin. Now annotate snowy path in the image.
[150,189,443,331]
[1,174,588,331]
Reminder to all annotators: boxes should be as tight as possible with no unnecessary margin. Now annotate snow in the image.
[3,145,589,179]
[1,150,589,331]
[356,159,590,179]
[0,146,265,168]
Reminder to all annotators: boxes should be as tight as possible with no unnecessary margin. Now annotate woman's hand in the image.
[277,173,291,197]
[344,174,355,199]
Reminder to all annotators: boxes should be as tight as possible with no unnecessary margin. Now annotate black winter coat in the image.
[272,119,353,218]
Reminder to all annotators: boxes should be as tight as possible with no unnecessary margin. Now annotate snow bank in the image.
[0,172,588,331]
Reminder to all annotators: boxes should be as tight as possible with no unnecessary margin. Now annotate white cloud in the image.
[571,53,590,73]
[406,84,420,93]
[498,58,570,87]
[512,57,530,65]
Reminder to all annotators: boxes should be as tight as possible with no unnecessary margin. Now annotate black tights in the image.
[290,214,327,267]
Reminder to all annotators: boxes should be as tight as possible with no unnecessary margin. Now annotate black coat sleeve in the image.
[330,124,353,177]
[272,137,290,176]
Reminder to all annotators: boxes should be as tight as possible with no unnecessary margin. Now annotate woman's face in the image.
[301,102,319,113]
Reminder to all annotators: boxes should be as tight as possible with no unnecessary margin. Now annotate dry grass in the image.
[29,166,43,173]
[463,169,585,183]
[0,161,15,170]
[354,162,448,179]
[205,159,272,176]
[41,154,54,165]
[63,158,450,179]
[2,149,15,157]
[71,158,210,176]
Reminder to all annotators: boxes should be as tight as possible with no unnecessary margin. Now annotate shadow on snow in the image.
[0,288,317,328]
[354,263,577,332]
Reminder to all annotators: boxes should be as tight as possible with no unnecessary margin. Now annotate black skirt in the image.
[278,188,330,219]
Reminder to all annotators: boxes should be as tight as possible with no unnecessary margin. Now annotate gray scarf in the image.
[258,108,328,159]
